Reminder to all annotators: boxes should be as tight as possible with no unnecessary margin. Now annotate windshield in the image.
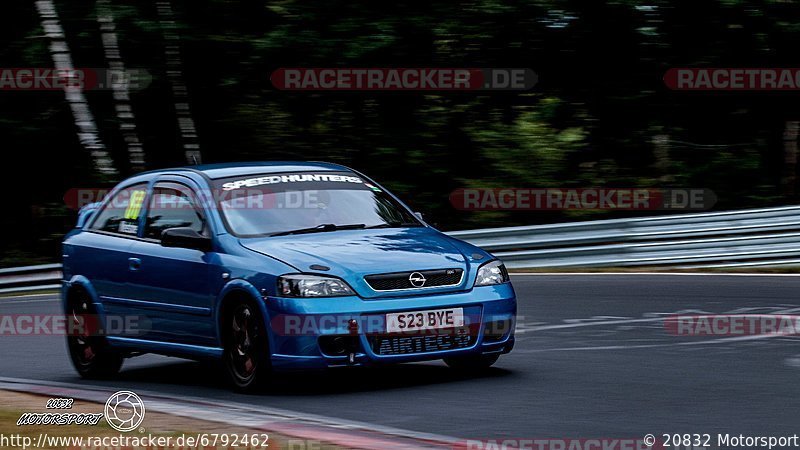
[213,171,422,237]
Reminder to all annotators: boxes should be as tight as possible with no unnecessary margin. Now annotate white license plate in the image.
[386,308,464,333]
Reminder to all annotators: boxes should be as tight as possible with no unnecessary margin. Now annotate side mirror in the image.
[414,211,438,229]
[161,227,212,252]
[76,202,102,228]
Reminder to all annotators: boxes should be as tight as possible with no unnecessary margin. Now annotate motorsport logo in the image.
[17,391,145,432]
[271,68,537,91]
[104,391,146,432]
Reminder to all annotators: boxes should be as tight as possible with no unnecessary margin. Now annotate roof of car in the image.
[179,161,354,180]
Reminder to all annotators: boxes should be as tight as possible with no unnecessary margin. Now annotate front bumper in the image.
[262,283,517,370]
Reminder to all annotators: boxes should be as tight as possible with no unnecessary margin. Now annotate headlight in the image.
[474,260,510,286]
[277,274,355,298]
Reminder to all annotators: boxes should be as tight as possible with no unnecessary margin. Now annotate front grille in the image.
[364,268,463,291]
[371,332,475,355]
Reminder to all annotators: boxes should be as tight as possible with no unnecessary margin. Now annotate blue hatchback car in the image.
[62,162,516,391]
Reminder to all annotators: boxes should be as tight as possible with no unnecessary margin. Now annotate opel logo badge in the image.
[409,272,427,288]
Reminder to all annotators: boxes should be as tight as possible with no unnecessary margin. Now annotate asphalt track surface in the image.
[1,274,799,441]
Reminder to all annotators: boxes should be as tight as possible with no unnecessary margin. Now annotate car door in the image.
[126,177,216,346]
[79,182,148,307]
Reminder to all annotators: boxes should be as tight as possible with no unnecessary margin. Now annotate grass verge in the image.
[0,390,341,449]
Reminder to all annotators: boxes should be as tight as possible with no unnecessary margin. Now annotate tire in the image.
[443,353,500,370]
[222,299,272,393]
[66,290,123,379]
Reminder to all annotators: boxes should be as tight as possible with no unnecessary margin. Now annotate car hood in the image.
[239,227,474,298]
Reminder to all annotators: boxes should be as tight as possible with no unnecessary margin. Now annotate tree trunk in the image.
[652,134,674,183]
[97,0,145,171]
[156,1,202,165]
[35,0,117,176]
[783,120,799,198]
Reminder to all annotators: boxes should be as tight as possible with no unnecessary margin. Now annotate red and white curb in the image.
[0,376,459,449]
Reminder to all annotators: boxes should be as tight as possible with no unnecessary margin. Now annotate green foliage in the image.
[2,0,800,264]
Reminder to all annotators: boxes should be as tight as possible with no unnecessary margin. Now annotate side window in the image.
[144,182,206,240]
[89,184,148,236]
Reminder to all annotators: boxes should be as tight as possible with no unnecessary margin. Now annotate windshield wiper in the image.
[269,223,366,237]
[365,222,424,229]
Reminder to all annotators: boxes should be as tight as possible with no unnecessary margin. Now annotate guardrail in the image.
[3,205,800,295]
[449,205,800,269]
[0,264,62,295]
